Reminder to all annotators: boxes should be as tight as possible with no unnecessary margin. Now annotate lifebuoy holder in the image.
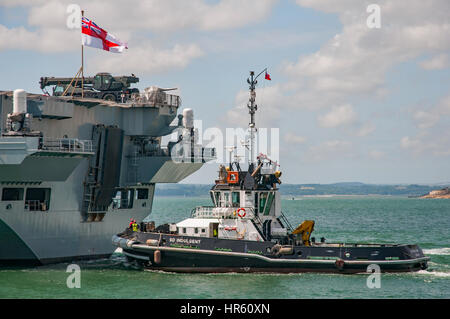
[237,208,246,218]
[227,171,239,184]
[335,258,345,270]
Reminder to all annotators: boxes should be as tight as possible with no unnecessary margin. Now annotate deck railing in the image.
[132,146,215,162]
[129,92,181,108]
[191,206,256,219]
[24,200,49,212]
[169,146,216,163]
[278,211,294,232]
[40,138,95,154]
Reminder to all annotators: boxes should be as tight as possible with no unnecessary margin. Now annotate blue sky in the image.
[1,0,449,184]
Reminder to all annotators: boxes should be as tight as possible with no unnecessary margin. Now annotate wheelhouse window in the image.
[214,192,220,206]
[232,192,240,207]
[53,86,64,94]
[2,188,24,201]
[136,188,149,200]
[222,192,231,207]
[259,192,268,213]
[254,192,259,214]
[112,189,134,209]
[258,192,274,216]
[25,188,51,211]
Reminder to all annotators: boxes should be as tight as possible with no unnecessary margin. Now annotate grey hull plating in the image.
[0,89,212,265]
[0,210,149,264]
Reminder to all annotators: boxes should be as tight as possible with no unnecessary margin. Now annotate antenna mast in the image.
[246,68,267,167]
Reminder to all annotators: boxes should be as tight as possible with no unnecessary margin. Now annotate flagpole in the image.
[81,9,84,98]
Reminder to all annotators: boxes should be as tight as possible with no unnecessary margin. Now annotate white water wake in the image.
[415,270,450,278]
[423,247,450,256]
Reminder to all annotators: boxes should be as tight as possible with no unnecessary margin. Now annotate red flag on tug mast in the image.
[265,72,271,80]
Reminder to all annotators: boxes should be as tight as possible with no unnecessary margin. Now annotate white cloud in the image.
[226,84,287,129]
[23,0,277,32]
[304,140,353,162]
[400,136,421,151]
[368,150,385,160]
[403,95,450,157]
[0,0,46,6]
[225,0,450,145]
[413,111,440,129]
[413,95,450,130]
[400,135,450,157]
[401,132,450,157]
[0,24,79,53]
[284,132,307,144]
[318,104,356,128]
[90,43,204,74]
[282,0,450,109]
[0,0,278,74]
[420,54,450,70]
[226,0,450,165]
[356,122,375,137]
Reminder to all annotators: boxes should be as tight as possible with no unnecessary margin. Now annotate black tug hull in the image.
[113,231,430,274]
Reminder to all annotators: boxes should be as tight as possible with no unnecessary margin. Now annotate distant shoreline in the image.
[154,183,450,198]
[284,194,396,198]
[418,187,450,199]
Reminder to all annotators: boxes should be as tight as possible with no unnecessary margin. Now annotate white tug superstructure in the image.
[173,69,290,243]
[175,155,287,242]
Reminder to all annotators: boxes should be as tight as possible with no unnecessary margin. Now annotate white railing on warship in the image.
[169,147,216,163]
[39,138,95,154]
[128,92,181,108]
[24,200,50,212]
[111,198,132,210]
[191,206,257,219]
[138,146,216,162]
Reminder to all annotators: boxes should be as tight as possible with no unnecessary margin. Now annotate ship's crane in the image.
[39,72,139,102]
[292,220,315,246]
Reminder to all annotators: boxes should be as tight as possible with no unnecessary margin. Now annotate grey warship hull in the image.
[0,87,213,265]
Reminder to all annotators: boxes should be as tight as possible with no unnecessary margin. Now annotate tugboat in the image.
[113,71,430,274]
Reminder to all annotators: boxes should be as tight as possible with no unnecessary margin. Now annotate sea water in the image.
[0,196,448,299]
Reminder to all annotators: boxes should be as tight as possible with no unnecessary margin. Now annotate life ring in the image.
[335,258,345,270]
[237,208,246,218]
